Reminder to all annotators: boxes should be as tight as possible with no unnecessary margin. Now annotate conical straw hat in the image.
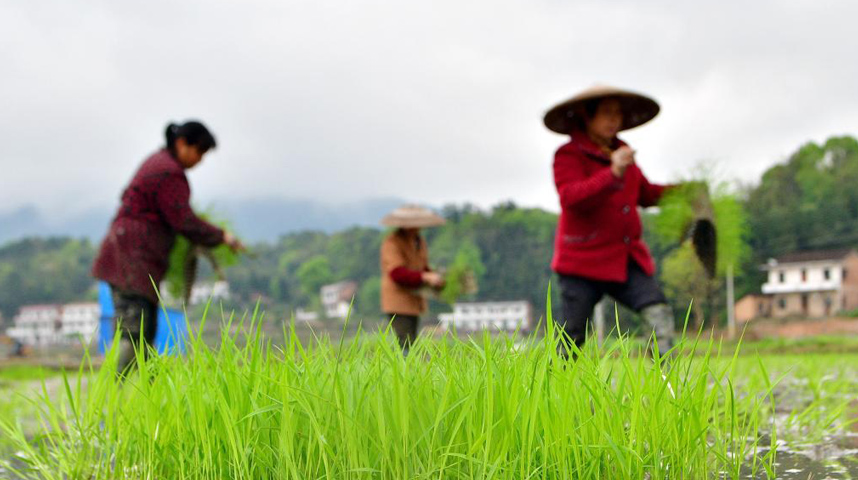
[381,205,446,228]
[543,84,660,134]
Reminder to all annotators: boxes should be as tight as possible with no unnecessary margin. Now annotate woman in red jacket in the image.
[543,85,675,358]
[93,121,244,373]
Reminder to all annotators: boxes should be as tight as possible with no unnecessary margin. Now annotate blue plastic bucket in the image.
[97,282,187,355]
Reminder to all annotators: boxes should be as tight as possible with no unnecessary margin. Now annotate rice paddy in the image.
[1,305,856,479]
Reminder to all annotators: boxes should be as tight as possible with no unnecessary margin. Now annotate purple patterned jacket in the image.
[92,149,224,302]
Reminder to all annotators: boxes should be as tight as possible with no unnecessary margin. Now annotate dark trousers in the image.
[557,261,667,349]
[386,313,419,350]
[111,288,158,373]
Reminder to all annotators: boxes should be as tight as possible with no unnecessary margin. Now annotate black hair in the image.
[165,120,217,156]
[571,98,605,132]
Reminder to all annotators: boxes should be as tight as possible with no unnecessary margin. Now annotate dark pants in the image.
[557,261,668,349]
[386,314,419,351]
[111,288,158,374]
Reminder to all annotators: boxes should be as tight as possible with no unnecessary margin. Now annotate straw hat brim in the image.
[381,206,446,228]
[543,85,660,134]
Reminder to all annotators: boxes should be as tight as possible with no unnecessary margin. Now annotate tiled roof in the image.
[770,248,855,265]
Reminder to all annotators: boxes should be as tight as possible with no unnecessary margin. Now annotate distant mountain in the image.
[0,197,410,245]
[215,197,408,241]
[0,206,111,245]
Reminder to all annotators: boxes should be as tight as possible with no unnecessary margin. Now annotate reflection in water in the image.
[737,370,858,479]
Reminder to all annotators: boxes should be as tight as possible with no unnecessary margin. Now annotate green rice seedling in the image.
[164,211,240,302]
[0,302,820,479]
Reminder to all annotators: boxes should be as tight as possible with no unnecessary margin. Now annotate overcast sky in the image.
[1,0,856,221]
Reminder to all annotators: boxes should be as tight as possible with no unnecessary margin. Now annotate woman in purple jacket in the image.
[93,121,243,373]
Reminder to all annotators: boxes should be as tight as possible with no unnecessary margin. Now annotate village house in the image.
[738,248,858,322]
[438,301,532,333]
[60,303,101,343]
[6,302,100,346]
[6,305,61,346]
[320,281,358,320]
[188,280,231,306]
[735,294,772,323]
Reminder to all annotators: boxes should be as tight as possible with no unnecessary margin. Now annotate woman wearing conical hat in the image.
[379,205,446,353]
[544,85,676,358]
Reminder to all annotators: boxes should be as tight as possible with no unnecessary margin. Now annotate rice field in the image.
[1,305,857,479]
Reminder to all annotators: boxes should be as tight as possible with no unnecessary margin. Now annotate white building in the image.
[189,281,231,306]
[7,305,62,346]
[7,303,100,346]
[60,303,101,343]
[294,308,320,323]
[320,281,358,320]
[760,248,858,318]
[438,301,532,333]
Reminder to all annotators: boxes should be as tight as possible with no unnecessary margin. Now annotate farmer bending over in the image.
[93,121,244,374]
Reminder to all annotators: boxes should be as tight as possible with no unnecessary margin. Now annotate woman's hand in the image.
[610,146,636,178]
[223,231,247,253]
[421,271,446,289]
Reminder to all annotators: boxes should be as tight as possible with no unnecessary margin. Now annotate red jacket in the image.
[92,149,225,302]
[551,131,666,282]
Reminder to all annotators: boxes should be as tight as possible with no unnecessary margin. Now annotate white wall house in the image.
[6,305,61,346]
[60,303,101,343]
[7,303,100,346]
[760,248,858,318]
[294,308,319,323]
[189,281,231,306]
[438,301,532,333]
[320,281,357,320]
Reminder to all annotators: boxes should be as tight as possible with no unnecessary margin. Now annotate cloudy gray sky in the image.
[1,0,856,221]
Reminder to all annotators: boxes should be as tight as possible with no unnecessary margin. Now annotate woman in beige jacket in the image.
[379,205,446,353]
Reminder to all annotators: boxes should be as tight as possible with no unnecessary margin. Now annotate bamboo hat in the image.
[381,205,446,228]
[543,84,660,134]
